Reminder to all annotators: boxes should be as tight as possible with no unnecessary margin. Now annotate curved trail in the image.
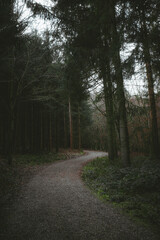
[1,151,158,240]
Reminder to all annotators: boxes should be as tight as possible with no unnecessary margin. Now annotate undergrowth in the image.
[82,156,160,233]
[0,151,82,201]
[14,152,67,166]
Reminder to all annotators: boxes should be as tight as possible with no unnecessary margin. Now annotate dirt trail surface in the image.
[0,151,158,240]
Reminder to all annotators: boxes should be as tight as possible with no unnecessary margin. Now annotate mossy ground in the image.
[82,156,160,234]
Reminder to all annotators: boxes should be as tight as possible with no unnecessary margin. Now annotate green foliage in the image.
[0,151,78,200]
[0,160,18,198]
[14,152,67,166]
[82,156,160,232]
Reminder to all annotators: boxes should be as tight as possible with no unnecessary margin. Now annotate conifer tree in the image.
[124,0,160,157]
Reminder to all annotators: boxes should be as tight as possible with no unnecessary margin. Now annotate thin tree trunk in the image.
[8,47,15,164]
[31,103,34,152]
[64,109,67,148]
[78,104,81,150]
[69,96,73,150]
[111,3,130,166]
[21,103,25,153]
[101,56,117,161]
[49,112,52,152]
[40,110,43,151]
[55,107,59,153]
[8,107,14,164]
[24,103,28,153]
[141,9,159,158]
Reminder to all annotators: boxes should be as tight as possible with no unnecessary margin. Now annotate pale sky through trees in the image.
[19,0,53,34]
[21,0,146,96]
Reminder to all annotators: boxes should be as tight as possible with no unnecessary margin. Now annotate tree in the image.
[124,0,160,158]
[0,0,26,164]
[53,0,130,165]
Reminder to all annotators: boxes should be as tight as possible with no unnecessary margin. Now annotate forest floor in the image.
[82,155,160,236]
[0,149,83,204]
[0,151,159,240]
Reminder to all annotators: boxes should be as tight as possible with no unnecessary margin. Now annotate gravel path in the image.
[0,151,158,240]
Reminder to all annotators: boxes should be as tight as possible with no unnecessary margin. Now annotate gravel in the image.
[0,151,159,240]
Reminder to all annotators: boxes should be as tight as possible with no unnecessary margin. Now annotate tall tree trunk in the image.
[69,96,73,150]
[31,103,34,152]
[24,103,28,153]
[141,9,159,158]
[49,112,52,152]
[100,56,117,161]
[40,110,43,151]
[8,106,14,164]
[64,109,67,148]
[111,3,130,166]
[21,103,25,153]
[78,104,81,150]
[8,47,15,164]
[55,107,59,153]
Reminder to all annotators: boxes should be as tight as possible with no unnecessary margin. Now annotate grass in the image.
[82,156,160,233]
[14,152,68,166]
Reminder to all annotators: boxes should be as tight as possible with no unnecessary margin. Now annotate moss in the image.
[82,156,160,234]
[14,152,67,166]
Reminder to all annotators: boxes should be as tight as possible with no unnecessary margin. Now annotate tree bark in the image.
[69,97,73,150]
[141,9,159,158]
[111,3,130,166]
[78,104,81,150]
[49,112,52,152]
[55,107,59,153]
[64,109,67,148]
[100,55,117,161]
[40,110,43,151]
[8,56,15,164]
[8,107,14,164]
[31,103,34,152]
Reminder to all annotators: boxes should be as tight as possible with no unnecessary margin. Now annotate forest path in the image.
[0,151,158,240]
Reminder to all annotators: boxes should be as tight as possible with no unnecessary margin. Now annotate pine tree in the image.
[125,0,160,158]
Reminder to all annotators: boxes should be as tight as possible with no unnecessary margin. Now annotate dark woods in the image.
[0,0,90,164]
[0,0,160,165]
